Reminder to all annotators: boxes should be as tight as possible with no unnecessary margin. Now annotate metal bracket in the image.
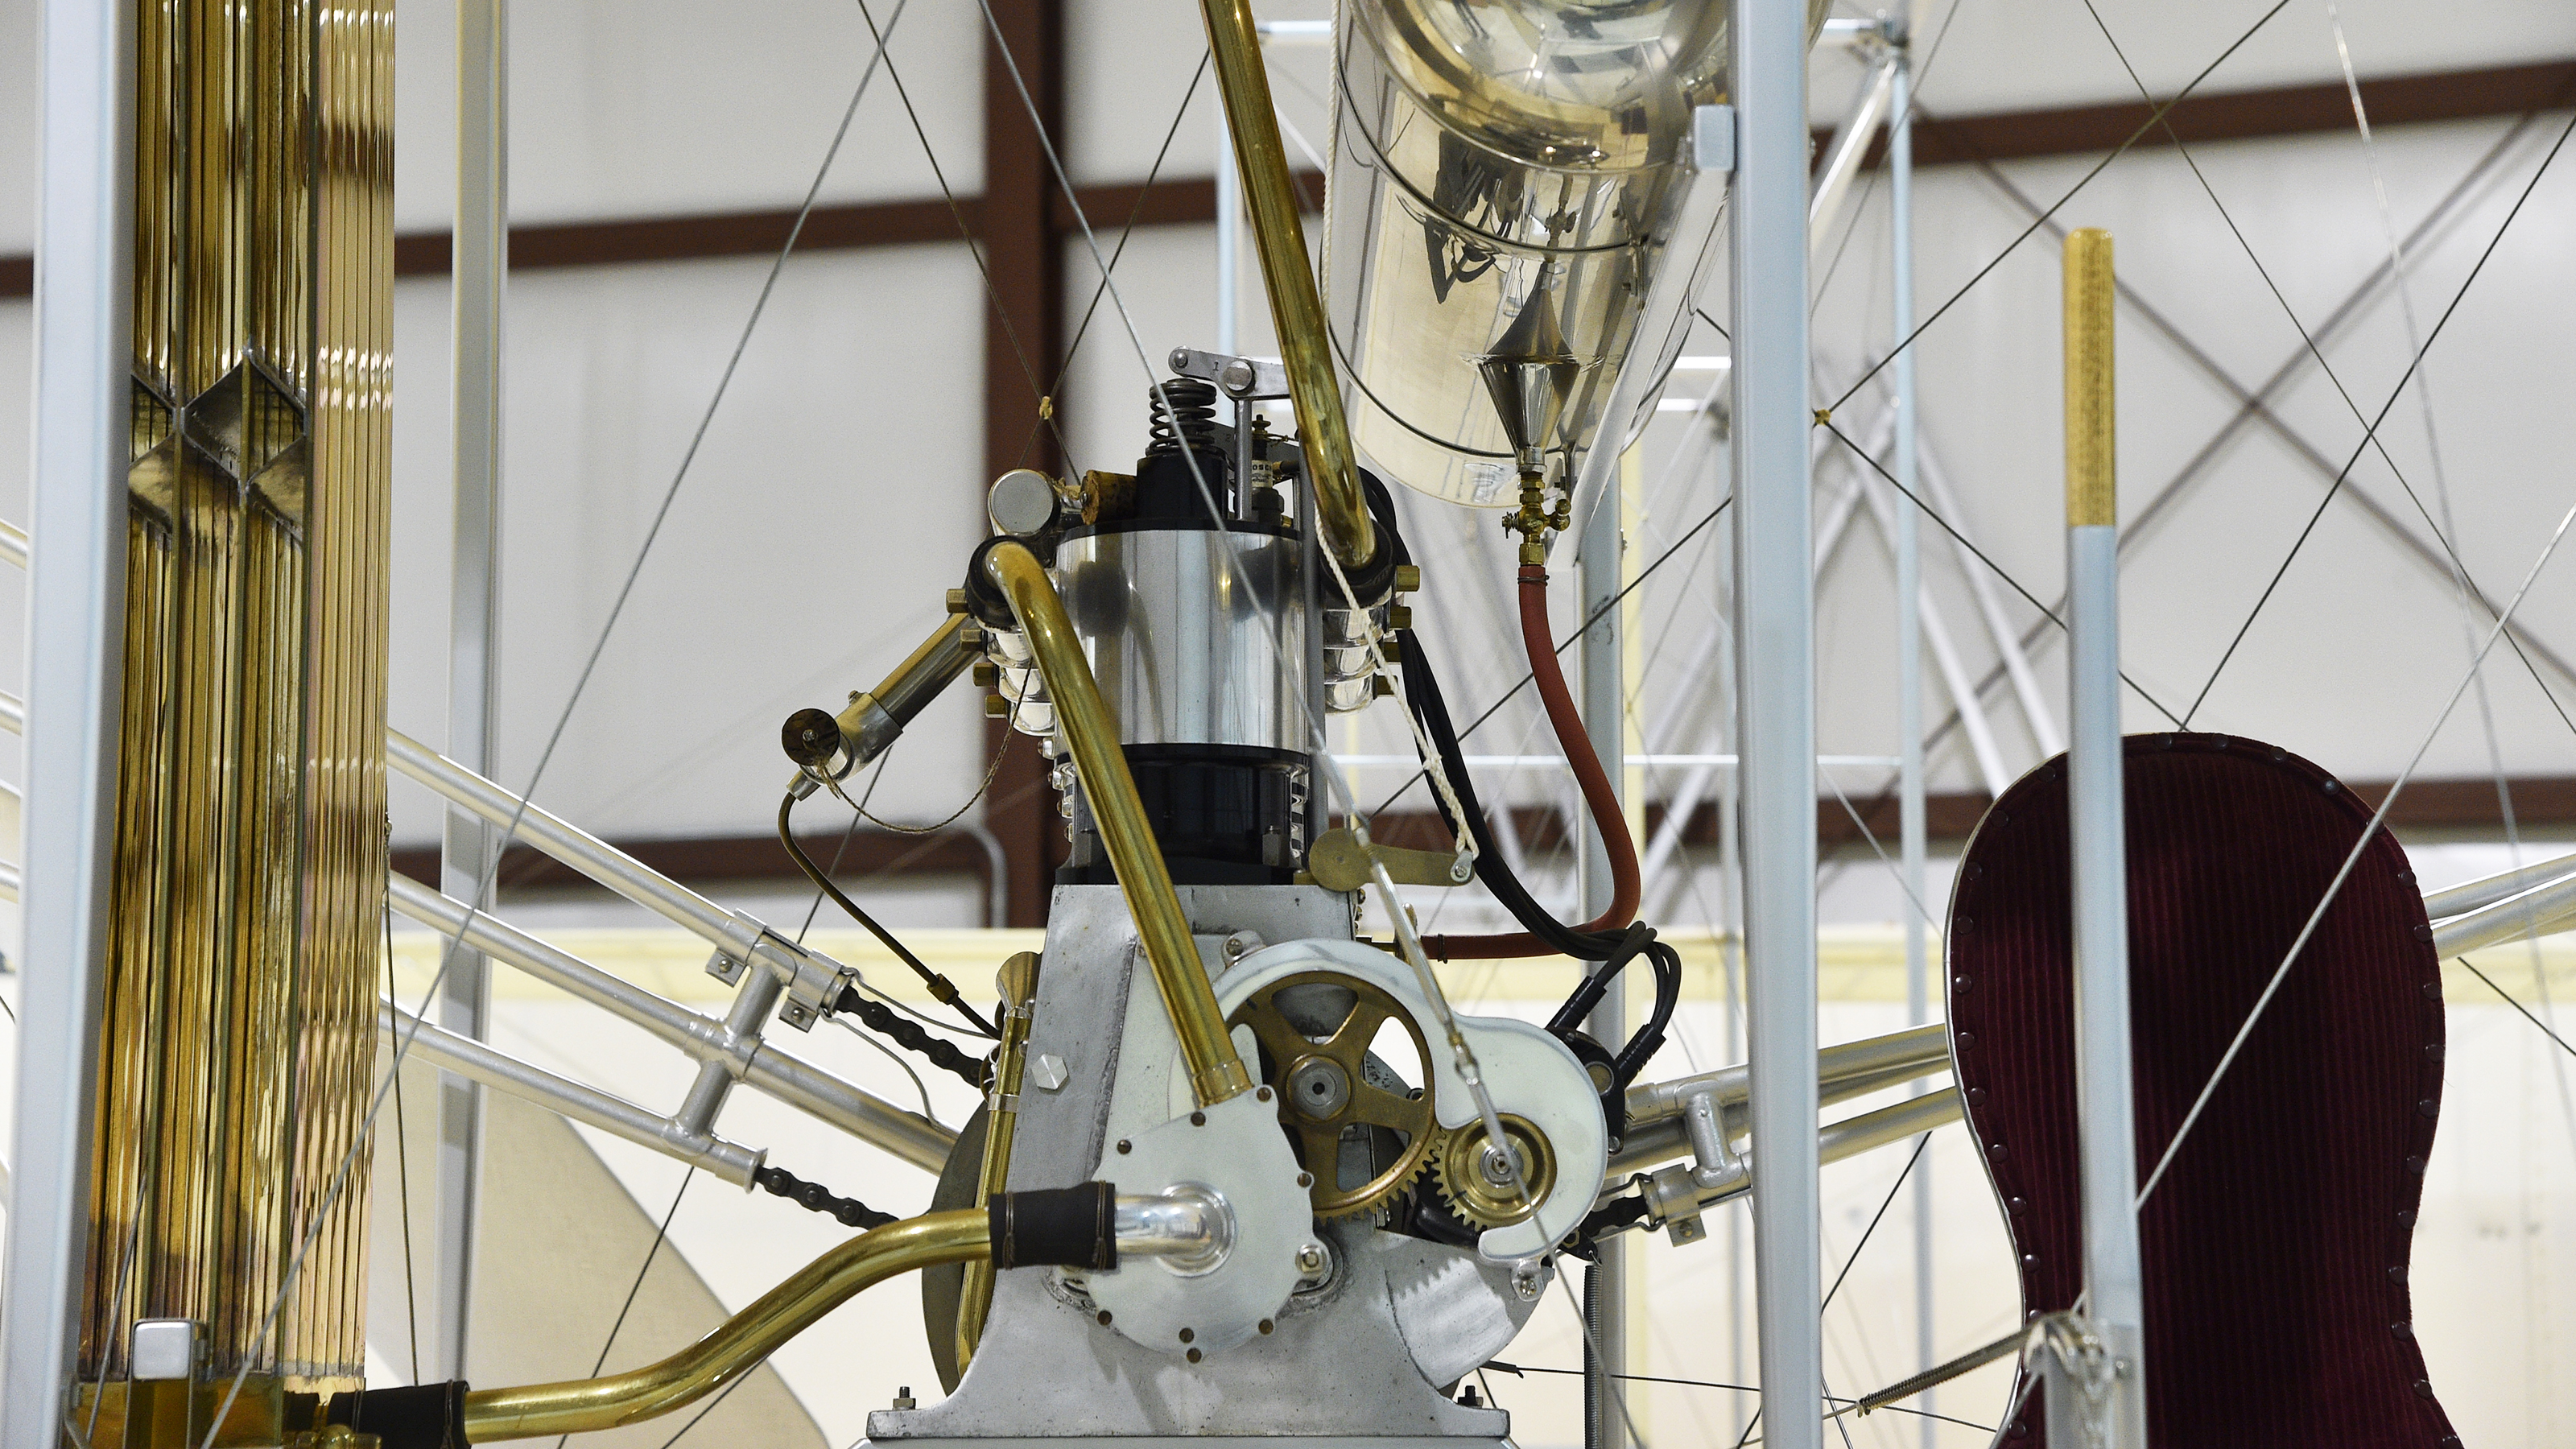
[704,949,745,986]
[1306,826,1472,891]
[1167,346,1293,400]
[1691,103,1737,177]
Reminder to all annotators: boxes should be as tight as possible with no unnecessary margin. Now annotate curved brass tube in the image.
[956,950,1041,1371]
[982,542,1254,1106]
[461,1210,989,1441]
[1195,0,1377,571]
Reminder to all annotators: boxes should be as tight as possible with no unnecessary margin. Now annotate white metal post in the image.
[1216,107,1238,357]
[1732,1,1821,1445]
[440,0,509,1383]
[1578,437,1626,1449]
[3,0,131,1439]
[2063,228,2148,1447]
[1889,32,1938,1449]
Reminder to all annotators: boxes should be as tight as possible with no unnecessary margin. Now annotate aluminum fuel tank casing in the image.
[1053,523,1310,755]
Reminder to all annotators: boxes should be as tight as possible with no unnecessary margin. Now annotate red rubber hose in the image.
[1418,564,1643,960]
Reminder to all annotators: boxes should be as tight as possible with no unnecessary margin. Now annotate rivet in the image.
[1956,1032,1977,1051]
[2425,1042,2445,1062]
[2421,982,2441,1001]
[2417,1098,2438,1118]
[1952,975,1974,994]
[1296,1171,1313,1188]
[2396,868,2415,885]
[1179,1327,1195,1344]
[1988,1141,2008,1159]
[1257,1086,1274,1102]
[1992,811,2012,828]
[2008,1196,2027,1215]
[1257,1319,1274,1335]
[1967,1088,1988,1107]
[1963,863,1984,881]
[2412,1379,2434,1399]
[1954,917,1974,934]
[1191,1111,1208,1127]
[2405,1155,2426,1175]
[2322,778,2339,794]
[2021,1253,2038,1267]
[2158,733,2175,749]
[1117,1139,1132,1154]
[1187,1347,1203,1364]
[2413,923,2433,941]
[2396,1208,2417,1228]
[2269,748,2288,763]
[2009,1422,2029,1439]
[2392,1321,2414,1340]
[2387,1265,2407,1284]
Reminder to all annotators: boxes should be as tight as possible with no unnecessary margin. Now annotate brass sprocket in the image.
[1430,1114,1558,1229]
[1229,971,1437,1221]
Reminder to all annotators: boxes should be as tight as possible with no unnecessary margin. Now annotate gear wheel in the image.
[1230,971,1438,1221]
[1430,1115,1558,1229]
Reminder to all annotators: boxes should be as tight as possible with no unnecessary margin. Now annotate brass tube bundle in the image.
[80,0,396,1415]
[981,541,1255,1106]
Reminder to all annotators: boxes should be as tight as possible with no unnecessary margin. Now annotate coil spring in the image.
[1146,377,1220,456]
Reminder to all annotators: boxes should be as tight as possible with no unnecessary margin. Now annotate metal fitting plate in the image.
[1086,1090,1313,1357]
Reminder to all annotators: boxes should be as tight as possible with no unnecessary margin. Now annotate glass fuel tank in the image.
[1323,0,1823,506]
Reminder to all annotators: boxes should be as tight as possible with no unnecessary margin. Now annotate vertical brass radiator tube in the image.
[981,543,1255,1105]
[462,1210,991,1442]
[1194,0,1377,572]
[955,950,1041,1371]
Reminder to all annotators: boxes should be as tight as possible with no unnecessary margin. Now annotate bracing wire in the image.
[2140,494,2576,1207]
[1826,0,2295,416]
[1816,416,2183,726]
[196,9,921,1437]
[550,1168,700,1449]
[2182,105,2576,725]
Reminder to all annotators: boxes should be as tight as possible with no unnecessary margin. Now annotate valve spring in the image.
[1145,378,1220,456]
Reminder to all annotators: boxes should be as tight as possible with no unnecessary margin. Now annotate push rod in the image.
[982,542,1254,1105]
[1192,0,1376,572]
[386,873,955,1170]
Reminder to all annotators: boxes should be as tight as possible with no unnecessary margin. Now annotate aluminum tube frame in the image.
[1641,1090,1963,1224]
[2070,520,2147,1443]
[385,729,852,1018]
[1891,43,1938,1447]
[1611,1056,1954,1182]
[1732,0,1823,1442]
[3,1,131,1438]
[1807,56,1897,261]
[1578,390,1629,1449]
[378,1001,764,1188]
[2431,869,2576,956]
[439,0,510,1381]
[1629,1022,1949,1125]
[2425,850,2576,920]
[386,873,954,1170]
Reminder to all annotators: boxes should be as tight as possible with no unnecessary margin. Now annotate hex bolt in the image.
[1295,1241,1328,1275]
[892,1387,917,1411]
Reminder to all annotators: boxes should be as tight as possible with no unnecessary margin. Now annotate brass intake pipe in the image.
[1195,0,1377,572]
[982,542,1255,1105]
[463,1209,990,1440]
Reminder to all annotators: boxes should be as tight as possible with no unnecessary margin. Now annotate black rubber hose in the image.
[1397,630,1615,962]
